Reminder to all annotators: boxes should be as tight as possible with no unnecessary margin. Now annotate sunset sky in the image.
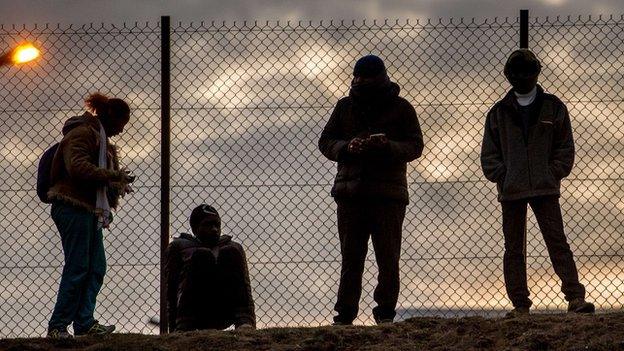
[1,0,623,338]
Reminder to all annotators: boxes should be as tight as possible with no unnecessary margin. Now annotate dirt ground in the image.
[1,312,623,351]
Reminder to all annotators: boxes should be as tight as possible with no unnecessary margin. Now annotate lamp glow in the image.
[12,43,40,64]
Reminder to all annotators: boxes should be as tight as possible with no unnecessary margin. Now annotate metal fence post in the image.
[519,8,530,289]
[520,9,529,48]
[160,15,171,335]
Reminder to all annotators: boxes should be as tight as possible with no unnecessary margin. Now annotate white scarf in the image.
[95,120,112,230]
[515,86,537,106]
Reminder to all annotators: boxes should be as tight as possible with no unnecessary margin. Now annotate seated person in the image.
[165,204,256,331]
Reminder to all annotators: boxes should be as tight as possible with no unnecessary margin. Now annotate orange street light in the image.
[0,42,41,67]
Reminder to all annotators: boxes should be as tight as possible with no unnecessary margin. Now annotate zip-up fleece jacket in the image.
[165,233,256,331]
[318,84,424,204]
[480,86,575,202]
[48,112,128,211]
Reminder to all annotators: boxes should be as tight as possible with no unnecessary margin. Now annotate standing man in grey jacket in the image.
[319,55,424,325]
[481,49,594,317]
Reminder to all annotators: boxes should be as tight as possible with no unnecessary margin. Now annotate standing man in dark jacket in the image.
[481,49,594,317]
[165,204,256,331]
[319,55,424,325]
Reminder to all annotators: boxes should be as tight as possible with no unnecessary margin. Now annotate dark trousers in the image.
[334,198,406,324]
[176,246,251,331]
[48,202,106,333]
[501,195,585,308]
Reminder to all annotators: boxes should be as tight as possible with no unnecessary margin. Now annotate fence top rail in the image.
[168,14,623,32]
[1,14,622,36]
[170,17,522,33]
[531,13,624,27]
[0,22,161,36]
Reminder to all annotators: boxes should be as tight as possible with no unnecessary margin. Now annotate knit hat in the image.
[504,49,541,78]
[353,55,386,78]
[190,204,219,233]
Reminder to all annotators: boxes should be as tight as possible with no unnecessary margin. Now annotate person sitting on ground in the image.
[165,204,256,332]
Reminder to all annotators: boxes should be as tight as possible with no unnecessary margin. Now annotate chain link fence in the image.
[1,14,623,338]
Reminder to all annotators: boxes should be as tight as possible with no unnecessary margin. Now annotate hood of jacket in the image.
[62,111,100,136]
[349,80,401,108]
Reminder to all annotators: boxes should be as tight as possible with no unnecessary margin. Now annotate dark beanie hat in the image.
[504,49,541,77]
[353,55,386,78]
[190,204,219,232]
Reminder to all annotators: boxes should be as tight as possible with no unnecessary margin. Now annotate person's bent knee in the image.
[190,248,216,271]
[220,242,245,259]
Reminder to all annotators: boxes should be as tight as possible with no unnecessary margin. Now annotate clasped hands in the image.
[347,133,389,155]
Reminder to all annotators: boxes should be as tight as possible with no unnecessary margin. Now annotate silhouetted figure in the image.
[47,93,135,338]
[165,205,256,332]
[319,55,424,325]
[480,49,594,317]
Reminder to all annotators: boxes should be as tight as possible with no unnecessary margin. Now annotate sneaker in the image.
[376,318,394,325]
[47,327,73,339]
[568,298,595,314]
[75,321,116,336]
[505,307,530,318]
[235,323,255,331]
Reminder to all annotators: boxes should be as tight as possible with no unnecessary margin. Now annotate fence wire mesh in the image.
[1,14,623,337]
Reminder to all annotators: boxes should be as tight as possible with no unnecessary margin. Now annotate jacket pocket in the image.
[501,166,530,195]
[548,165,558,180]
[533,164,558,189]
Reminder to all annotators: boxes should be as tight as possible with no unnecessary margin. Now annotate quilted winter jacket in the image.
[318,84,424,204]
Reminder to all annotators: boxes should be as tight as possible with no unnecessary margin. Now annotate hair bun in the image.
[85,93,110,115]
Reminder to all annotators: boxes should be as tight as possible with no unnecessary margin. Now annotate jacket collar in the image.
[500,85,554,123]
[501,85,542,107]
[179,232,233,246]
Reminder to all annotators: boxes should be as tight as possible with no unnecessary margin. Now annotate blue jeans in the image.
[48,202,106,333]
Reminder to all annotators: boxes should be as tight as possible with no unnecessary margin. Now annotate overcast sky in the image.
[1,0,624,25]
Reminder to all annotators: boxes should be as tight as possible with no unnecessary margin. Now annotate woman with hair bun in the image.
[46,93,135,338]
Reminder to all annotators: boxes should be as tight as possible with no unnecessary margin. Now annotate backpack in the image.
[36,115,91,204]
[36,143,60,203]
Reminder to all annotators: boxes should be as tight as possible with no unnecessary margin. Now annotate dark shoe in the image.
[75,321,116,336]
[47,327,73,339]
[376,318,394,325]
[332,314,354,326]
[568,299,595,314]
[505,307,530,318]
[332,320,353,326]
[235,323,255,331]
